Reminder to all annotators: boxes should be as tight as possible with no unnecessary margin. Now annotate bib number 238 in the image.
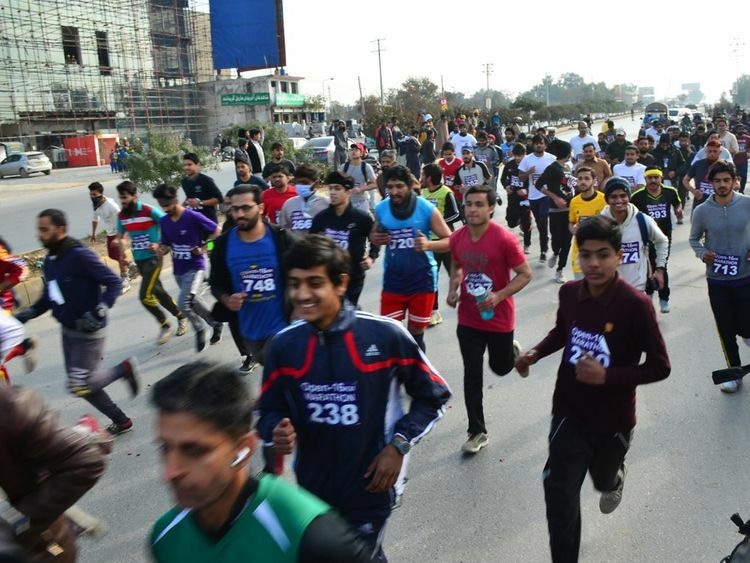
[307,402,359,425]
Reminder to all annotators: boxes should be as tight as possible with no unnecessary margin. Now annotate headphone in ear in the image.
[230,447,251,468]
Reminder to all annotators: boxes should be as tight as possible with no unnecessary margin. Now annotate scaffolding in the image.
[0,0,213,150]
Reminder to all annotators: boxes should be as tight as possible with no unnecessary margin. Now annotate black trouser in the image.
[457,324,514,435]
[228,316,248,356]
[737,161,748,194]
[645,237,671,301]
[346,277,365,306]
[529,197,550,253]
[136,257,182,325]
[433,251,452,311]
[548,212,572,271]
[707,279,750,368]
[544,415,631,563]
[346,514,389,563]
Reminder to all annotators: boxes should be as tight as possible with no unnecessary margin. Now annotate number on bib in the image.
[307,402,360,426]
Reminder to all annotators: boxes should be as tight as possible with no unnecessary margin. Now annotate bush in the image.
[123,130,218,193]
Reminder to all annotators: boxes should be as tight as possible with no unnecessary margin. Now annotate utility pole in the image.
[358,75,365,119]
[482,63,493,110]
[372,38,385,105]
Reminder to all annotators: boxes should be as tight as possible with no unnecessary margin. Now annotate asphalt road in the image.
[7,116,749,562]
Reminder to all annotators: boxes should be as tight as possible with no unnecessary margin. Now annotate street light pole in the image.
[372,38,385,105]
[322,77,334,118]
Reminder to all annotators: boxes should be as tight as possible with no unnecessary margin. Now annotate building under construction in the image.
[0,0,214,155]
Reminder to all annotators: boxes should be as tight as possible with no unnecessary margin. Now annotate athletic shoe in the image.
[120,357,140,398]
[659,299,670,313]
[22,337,37,374]
[127,263,139,280]
[547,253,558,269]
[157,324,174,346]
[238,355,257,375]
[210,323,224,345]
[600,464,627,514]
[512,339,522,362]
[462,433,489,454]
[120,276,131,295]
[176,317,188,337]
[676,218,684,225]
[523,245,531,255]
[73,415,113,452]
[720,379,742,393]
[196,330,207,353]
[539,252,547,263]
[555,270,566,284]
[429,311,443,327]
[106,419,133,436]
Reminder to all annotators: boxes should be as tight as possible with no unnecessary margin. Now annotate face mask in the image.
[295,184,312,198]
[91,196,104,209]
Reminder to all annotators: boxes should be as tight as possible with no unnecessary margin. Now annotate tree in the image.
[732,74,750,106]
[124,130,218,193]
[511,97,544,113]
[388,77,440,119]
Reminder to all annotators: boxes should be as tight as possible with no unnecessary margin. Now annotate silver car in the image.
[0,152,53,178]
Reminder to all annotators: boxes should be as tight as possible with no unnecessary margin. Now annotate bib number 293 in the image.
[307,402,359,425]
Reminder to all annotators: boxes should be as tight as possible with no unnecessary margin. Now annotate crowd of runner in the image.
[1,106,749,562]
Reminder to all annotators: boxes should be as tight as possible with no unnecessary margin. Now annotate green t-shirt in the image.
[150,475,330,563]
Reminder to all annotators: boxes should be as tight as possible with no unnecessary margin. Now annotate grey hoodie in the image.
[278,192,330,235]
[689,191,750,282]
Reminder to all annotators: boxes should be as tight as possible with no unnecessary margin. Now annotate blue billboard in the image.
[209,0,287,71]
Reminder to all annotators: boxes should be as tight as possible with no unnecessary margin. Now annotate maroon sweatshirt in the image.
[533,274,670,433]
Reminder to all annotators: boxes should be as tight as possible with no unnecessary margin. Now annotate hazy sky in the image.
[236,0,749,106]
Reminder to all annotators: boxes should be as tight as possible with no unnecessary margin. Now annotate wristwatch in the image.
[390,435,411,456]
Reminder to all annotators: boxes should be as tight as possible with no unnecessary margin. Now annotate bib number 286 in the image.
[307,402,359,425]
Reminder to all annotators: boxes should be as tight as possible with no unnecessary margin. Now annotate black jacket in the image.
[209,222,294,322]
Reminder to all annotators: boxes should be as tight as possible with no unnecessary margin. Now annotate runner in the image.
[370,165,452,352]
[0,256,35,383]
[473,131,500,189]
[600,178,668,292]
[604,129,632,166]
[376,149,396,199]
[16,209,140,435]
[181,153,223,224]
[514,215,670,563]
[234,157,268,190]
[262,165,298,225]
[89,182,131,293]
[650,134,685,189]
[261,141,296,178]
[733,123,750,193]
[153,184,223,352]
[456,147,493,195]
[209,184,293,368]
[116,181,185,345]
[279,164,329,236]
[612,146,646,191]
[420,162,460,326]
[569,121,599,163]
[537,139,575,283]
[450,122,477,154]
[688,161,750,393]
[683,139,724,213]
[636,137,656,167]
[447,184,532,454]
[150,361,371,562]
[519,134,556,262]
[310,171,379,306]
[257,235,451,561]
[438,142,465,220]
[630,167,683,313]
[341,143,377,215]
[568,166,606,280]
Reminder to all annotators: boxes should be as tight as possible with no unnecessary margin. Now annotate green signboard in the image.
[221,92,271,106]
[275,93,306,107]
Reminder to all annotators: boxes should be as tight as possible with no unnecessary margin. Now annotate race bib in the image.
[171,243,193,261]
[567,327,611,367]
[662,157,669,169]
[462,172,480,187]
[465,272,493,294]
[240,266,276,300]
[622,176,636,187]
[290,210,312,231]
[426,197,439,208]
[301,381,360,426]
[324,228,349,249]
[132,233,150,251]
[699,180,714,196]
[476,154,488,163]
[740,141,747,153]
[388,227,415,251]
[531,173,542,184]
[712,254,739,277]
[621,241,640,264]
[444,174,456,186]
[510,176,524,188]
[646,202,668,219]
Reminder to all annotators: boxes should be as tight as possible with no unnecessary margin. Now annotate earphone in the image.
[230,447,251,468]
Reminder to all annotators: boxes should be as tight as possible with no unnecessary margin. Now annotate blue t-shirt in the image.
[375,197,437,294]
[226,227,286,341]
[116,201,164,261]
[160,209,217,276]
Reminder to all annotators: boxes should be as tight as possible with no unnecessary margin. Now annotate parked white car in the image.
[0,152,52,178]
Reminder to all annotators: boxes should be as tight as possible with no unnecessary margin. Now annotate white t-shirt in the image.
[518,152,556,200]
[718,131,739,154]
[612,162,646,189]
[450,133,477,154]
[569,134,599,160]
[93,196,121,236]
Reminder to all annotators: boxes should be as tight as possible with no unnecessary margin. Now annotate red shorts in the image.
[106,235,122,263]
[380,292,435,329]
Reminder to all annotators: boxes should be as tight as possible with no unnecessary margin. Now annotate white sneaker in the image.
[720,379,742,393]
[462,433,489,454]
[659,299,670,313]
[555,270,567,284]
[523,245,531,255]
[429,310,443,327]
[547,253,559,269]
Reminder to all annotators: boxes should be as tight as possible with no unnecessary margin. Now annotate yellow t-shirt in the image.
[568,191,607,273]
